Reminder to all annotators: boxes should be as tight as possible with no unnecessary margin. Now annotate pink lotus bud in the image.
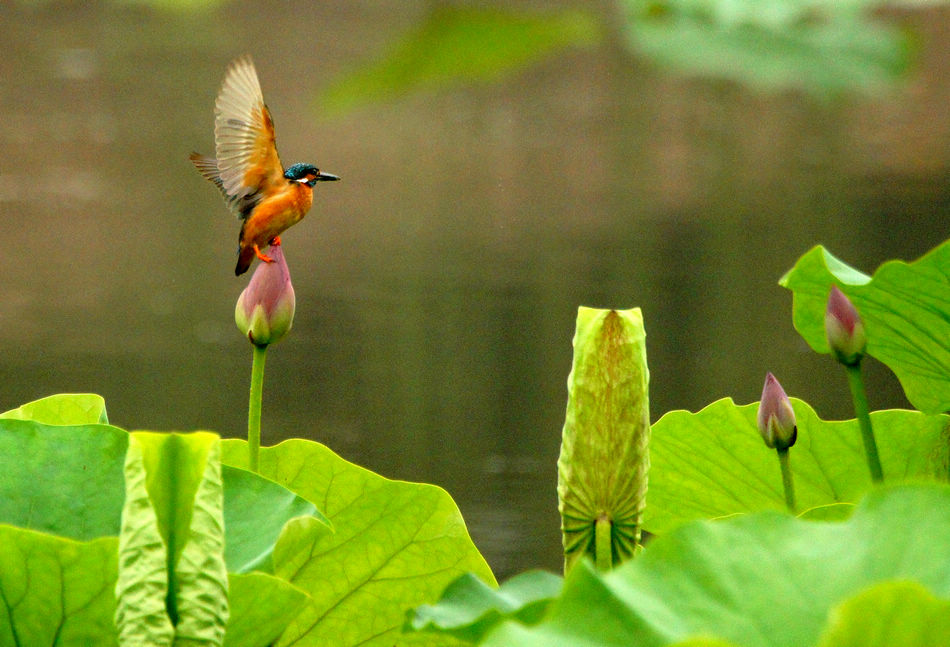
[757,372,797,450]
[235,245,295,347]
[825,285,866,366]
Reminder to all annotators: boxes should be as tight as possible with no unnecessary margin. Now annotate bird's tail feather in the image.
[235,245,256,276]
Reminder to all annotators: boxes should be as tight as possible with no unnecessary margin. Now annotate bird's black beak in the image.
[316,171,340,181]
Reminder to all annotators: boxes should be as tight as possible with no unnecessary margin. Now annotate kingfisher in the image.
[190,55,339,275]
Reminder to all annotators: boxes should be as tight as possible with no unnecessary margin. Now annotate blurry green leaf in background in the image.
[624,0,914,95]
[318,5,601,115]
[320,0,926,116]
[817,580,950,647]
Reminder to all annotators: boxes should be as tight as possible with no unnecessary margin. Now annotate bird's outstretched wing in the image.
[208,56,285,219]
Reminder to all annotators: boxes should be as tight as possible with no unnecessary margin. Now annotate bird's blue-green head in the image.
[284,163,340,188]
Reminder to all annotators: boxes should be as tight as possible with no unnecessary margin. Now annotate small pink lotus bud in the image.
[235,245,295,347]
[757,372,797,450]
[825,285,866,366]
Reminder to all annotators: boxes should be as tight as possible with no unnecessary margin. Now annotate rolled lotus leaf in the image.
[558,307,650,573]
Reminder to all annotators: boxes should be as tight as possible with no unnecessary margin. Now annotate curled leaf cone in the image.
[558,307,651,573]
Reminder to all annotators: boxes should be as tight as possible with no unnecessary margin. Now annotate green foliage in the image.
[0,527,119,647]
[318,0,921,117]
[0,400,320,646]
[0,419,128,540]
[318,6,600,115]
[0,394,493,646]
[780,242,950,413]
[5,228,950,645]
[5,482,471,647]
[408,236,950,646]
[645,398,949,533]
[412,485,950,646]
[220,438,495,646]
[0,417,320,573]
[115,434,176,644]
[221,466,323,574]
[115,432,230,645]
[224,573,310,647]
[816,581,950,647]
[558,307,651,572]
[623,0,913,95]
[407,571,563,643]
[0,392,108,424]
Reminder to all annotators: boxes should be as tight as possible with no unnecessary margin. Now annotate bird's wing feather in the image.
[189,153,224,191]
[189,153,261,218]
[213,56,284,219]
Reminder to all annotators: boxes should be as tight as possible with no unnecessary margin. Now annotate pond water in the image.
[2,1,948,577]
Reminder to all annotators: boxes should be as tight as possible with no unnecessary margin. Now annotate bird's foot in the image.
[253,244,275,264]
[270,236,282,246]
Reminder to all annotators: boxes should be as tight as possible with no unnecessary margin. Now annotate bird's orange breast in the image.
[241,183,313,248]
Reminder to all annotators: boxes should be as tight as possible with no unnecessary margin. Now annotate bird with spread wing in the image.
[190,56,339,275]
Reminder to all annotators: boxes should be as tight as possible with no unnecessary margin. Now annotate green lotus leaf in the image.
[0,392,108,425]
[645,397,949,534]
[780,242,950,413]
[0,400,330,646]
[318,5,599,115]
[407,570,563,642]
[0,526,119,647]
[817,580,950,647]
[221,465,327,574]
[0,419,128,540]
[224,572,311,647]
[0,422,317,647]
[221,438,495,646]
[624,0,911,96]
[0,411,325,576]
[481,484,950,646]
[797,502,855,522]
[559,307,650,572]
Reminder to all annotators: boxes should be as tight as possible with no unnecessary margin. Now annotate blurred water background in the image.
[1,0,948,578]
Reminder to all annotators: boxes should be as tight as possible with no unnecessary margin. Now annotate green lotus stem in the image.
[776,448,796,513]
[595,515,612,572]
[247,344,267,473]
[845,363,883,483]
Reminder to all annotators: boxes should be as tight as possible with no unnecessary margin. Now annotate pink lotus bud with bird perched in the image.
[235,243,295,347]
